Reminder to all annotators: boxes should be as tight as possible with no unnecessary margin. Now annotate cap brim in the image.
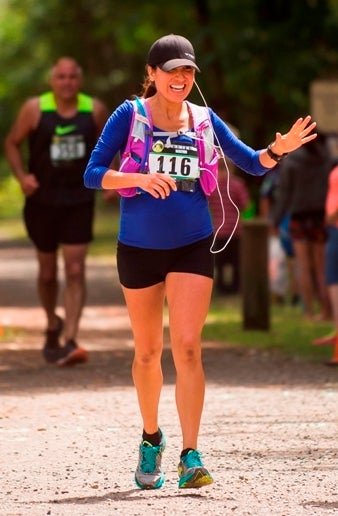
[159,59,200,72]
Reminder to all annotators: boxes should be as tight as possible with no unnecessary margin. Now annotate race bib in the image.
[50,135,86,165]
[148,140,200,180]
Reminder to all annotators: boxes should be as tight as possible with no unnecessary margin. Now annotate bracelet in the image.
[267,143,289,163]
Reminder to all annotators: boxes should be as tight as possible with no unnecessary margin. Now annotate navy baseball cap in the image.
[147,34,200,72]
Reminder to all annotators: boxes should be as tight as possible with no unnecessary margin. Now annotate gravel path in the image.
[0,240,338,515]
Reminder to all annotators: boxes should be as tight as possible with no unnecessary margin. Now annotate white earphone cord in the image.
[193,79,240,255]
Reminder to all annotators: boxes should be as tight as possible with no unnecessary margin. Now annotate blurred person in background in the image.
[259,168,299,305]
[272,132,333,320]
[314,162,338,364]
[4,57,109,366]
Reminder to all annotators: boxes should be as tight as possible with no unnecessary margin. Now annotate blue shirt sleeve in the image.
[209,109,271,176]
[84,99,133,189]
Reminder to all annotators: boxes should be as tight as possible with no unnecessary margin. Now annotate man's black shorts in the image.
[117,235,215,289]
[24,200,94,252]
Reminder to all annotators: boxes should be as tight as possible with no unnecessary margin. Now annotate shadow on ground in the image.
[1,239,337,396]
[1,327,338,395]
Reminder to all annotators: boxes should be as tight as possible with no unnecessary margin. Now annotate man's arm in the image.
[4,97,41,196]
[92,98,110,137]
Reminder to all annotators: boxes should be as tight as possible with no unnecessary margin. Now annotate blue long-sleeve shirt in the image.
[84,100,269,249]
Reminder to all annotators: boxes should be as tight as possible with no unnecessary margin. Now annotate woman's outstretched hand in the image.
[273,115,317,155]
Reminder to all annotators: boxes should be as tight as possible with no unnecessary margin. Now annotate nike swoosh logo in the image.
[55,125,77,136]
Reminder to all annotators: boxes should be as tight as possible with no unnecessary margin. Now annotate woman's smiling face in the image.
[149,65,195,102]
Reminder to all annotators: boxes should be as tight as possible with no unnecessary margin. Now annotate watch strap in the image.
[267,144,289,163]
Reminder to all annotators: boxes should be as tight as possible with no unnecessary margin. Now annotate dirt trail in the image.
[0,239,338,515]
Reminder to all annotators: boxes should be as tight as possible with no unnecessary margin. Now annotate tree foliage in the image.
[1,0,338,160]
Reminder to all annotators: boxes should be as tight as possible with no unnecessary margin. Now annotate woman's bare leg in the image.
[165,272,213,450]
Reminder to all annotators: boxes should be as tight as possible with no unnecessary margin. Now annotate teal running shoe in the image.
[134,432,166,489]
[178,449,213,489]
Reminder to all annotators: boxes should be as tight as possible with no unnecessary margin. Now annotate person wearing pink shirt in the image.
[315,163,338,364]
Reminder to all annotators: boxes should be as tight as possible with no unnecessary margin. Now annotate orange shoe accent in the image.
[57,347,88,367]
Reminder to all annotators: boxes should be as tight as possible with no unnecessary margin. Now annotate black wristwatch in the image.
[267,143,289,163]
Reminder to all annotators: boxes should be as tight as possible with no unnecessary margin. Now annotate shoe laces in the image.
[140,441,161,473]
[182,449,203,469]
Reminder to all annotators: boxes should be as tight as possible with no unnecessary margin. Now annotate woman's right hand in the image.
[138,173,177,199]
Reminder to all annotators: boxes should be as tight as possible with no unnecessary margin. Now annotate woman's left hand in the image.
[273,115,317,155]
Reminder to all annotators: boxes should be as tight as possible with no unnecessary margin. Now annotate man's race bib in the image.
[50,135,86,166]
[148,140,200,180]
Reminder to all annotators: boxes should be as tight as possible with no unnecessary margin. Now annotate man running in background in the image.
[5,57,109,366]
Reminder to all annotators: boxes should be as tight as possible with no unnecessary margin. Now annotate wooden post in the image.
[241,218,270,330]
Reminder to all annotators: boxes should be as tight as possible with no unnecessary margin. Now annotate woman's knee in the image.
[173,337,202,366]
[134,345,162,367]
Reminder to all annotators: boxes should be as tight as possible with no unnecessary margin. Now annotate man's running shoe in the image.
[42,316,64,363]
[57,339,88,367]
[135,431,166,489]
[178,449,213,489]
[312,332,336,346]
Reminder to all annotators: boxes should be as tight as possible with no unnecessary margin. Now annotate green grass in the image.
[0,175,28,242]
[203,296,333,362]
[0,175,24,220]
[90,198,120,256]
[0,175,334,362]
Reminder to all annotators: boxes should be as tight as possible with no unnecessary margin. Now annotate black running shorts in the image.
[117,235,215,289]
[24,200,94,252]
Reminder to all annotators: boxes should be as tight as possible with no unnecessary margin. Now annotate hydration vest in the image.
[117,97,219,197]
